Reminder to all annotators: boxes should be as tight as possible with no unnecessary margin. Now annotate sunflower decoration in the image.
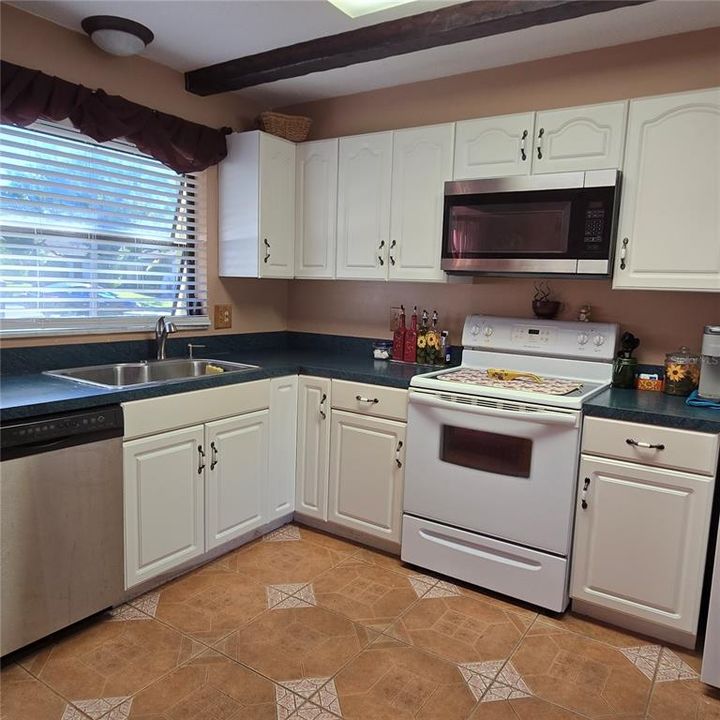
[665,363,686,382]
[417,335,427,349]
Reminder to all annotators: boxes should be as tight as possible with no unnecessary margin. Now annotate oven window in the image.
[447,201,571,256]
[441,425,532,478]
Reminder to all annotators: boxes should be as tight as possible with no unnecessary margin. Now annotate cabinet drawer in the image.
[582,416,719,476]
[123,380,271,440]
[331,380,407,421]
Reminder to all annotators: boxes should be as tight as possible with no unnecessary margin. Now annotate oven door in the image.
[404,390,581,555]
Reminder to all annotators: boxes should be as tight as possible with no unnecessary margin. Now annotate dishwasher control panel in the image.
[1,406,124,449]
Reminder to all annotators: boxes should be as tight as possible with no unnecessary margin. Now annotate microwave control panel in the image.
[582,204,606,250]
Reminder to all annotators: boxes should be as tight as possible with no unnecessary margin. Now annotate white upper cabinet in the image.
[336,131,393,280]
[389,124,454,282]
[219,130,295,279]
[295,139,338,278]
[613,88,720,292]
[453,112,534,179]
[531,102,627,174]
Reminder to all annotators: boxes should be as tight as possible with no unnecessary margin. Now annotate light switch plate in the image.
[214,304,232,329]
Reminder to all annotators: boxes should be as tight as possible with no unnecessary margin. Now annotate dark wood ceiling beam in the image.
[185,0,652,96]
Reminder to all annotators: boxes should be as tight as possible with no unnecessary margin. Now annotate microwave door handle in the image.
[409,392,579,427]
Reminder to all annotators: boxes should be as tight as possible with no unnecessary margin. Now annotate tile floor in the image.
[2,523,719,720]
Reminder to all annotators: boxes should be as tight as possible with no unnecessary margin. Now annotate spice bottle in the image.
[404,306,418,363]
[392,305,406,361]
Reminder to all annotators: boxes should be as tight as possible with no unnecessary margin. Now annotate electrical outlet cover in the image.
[214,304,232,329]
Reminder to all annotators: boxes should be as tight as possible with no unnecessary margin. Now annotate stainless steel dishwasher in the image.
[1,406,125,656]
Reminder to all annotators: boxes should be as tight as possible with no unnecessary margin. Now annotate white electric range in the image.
[402,314,619,612]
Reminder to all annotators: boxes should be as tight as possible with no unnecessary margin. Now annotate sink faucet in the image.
[155,316,177,360]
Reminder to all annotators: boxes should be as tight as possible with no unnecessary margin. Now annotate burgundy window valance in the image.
[0,60,231,174]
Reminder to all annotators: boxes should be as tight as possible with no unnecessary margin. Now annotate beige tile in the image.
[320,635,478,720]
[130,566,271,644]
[537,610,658,648]
[214,604,372,686]
[647,676,720,719]
[124,649,284,719]
[0,663,86,720]
[508,619,652,718]
[386,593,532,665]
[311,558,420,629]
[219,534,350,586]
[17,611,204,711]
[354,547,424,578]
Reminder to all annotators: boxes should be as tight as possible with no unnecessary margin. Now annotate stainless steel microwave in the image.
[442,170,620,277]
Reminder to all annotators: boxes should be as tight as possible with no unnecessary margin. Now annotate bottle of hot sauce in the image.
[404,306,418,362]
[392,305,406,361]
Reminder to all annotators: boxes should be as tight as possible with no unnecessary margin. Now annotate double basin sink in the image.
[45,358,258,389]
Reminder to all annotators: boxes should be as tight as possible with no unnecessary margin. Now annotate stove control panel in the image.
[462,315,618,361]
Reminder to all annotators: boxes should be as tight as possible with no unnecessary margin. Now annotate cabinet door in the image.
[259,133,296,278]
[389,124,453,282]
[571,455,715,634]
[453,113,534,179]
[268,376,298,521]
[328,410,405,543]
[205,411,269,550]
[296,139,338,278]
[296,376,331,520]
[124,425,204,588]
[613,88,720,291]
[336,132,393,280]
[532,102,627,174]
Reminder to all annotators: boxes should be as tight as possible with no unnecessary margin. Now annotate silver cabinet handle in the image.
[520,129,528,161]
[581,477,590,510]
[319,392,327,420]
[620,237,629,270]
[389,239,397,266]
[395,440,404,468]
[378,240,385,267]
[198,445,206,474]
[264,238,270,263]
[626,438,665,450]
[210,441,219,470]
[356,395,379,404]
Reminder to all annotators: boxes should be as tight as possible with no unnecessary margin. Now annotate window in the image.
[0,120,208,336]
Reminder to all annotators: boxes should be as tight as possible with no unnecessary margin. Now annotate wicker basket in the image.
[258,112,312,142]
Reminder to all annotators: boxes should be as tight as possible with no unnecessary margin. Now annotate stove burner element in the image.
[436,368,584,396]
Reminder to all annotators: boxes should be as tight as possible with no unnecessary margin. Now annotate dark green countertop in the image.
[0,347,435,422]
[584,387,720,433]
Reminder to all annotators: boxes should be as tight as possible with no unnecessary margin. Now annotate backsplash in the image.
[286,278,719,365]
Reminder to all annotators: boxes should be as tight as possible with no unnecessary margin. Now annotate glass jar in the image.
[663,346,701,396]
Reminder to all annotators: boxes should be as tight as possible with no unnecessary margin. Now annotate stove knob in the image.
[482,326,493,337]
[593,334,605,347]
[471,324,480,336]
[577,332,589,345]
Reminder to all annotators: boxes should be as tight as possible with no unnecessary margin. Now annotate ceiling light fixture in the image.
[328,0,416,19]
[81,15,154,57]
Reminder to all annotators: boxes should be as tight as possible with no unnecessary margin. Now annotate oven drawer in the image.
[331,380,407,421]
[582,417,719,476]
[401,515,569,612]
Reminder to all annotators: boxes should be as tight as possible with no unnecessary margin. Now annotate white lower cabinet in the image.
[571,454,715,637]
[328,409,406,543]
[124,425,205,588]
[295,376,332,521]
[268,376,298,521]
[205,411,269,550]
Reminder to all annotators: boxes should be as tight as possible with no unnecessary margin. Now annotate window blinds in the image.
[0,120,208,336]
